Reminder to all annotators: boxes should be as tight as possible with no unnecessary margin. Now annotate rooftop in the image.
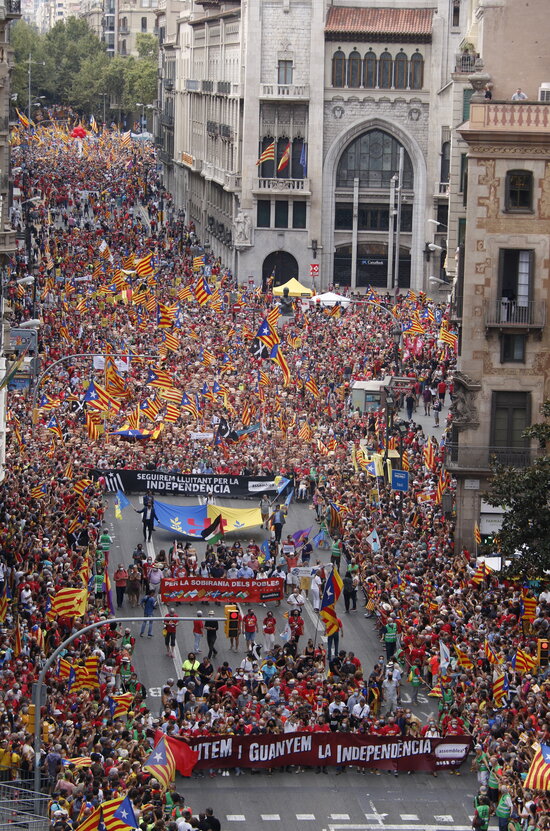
[325,6,433,42]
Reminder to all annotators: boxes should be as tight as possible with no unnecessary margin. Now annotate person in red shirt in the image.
[242,610,258,650]
[262,611,276,652]
[288,610,304,648]
[193,612,205,653]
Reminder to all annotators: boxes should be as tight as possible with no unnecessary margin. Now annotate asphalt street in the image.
[102,399,476,831]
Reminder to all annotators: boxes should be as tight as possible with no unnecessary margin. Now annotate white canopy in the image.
[310,291,352,308]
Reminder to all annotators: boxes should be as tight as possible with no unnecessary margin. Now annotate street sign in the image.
[309,263,319,278]
[391,470,409,492]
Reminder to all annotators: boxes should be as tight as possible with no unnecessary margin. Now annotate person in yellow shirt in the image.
[0,739,12,781]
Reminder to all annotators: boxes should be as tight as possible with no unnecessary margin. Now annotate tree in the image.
[10,21,53,111]
[135,33,158,61]
[484,401,550,578]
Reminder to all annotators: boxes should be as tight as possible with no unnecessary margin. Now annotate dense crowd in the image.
[0,120,546,831]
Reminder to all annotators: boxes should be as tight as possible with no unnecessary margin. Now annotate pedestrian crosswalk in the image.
[225,813,472,828]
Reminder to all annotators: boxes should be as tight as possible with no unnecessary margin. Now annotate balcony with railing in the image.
[5,0,21,16]
[253,178,311,195]
[446,443,543,472]
[454,53,478,74]
[468,101,550,132]
[484,299,546,331]
[260,83,309,100]
[224,172,241,192]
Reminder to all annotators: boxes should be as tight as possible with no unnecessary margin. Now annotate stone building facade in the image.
[159,0,472,291]
[449,100,550,547]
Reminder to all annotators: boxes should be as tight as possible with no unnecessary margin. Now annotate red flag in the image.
[155,730,198,777]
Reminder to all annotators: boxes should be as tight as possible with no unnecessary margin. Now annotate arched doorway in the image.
[262,251,299,287]
[332,128,415,290]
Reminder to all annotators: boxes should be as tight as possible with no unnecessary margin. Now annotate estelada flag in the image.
[143,735,176,791]
[484,639,501,665]
[50,588,88,618]
[524,743,550,791]
[154,730,198,777]
[109,692,134,719]
[522,590,537,621]
[136,252,154,277]
[76,796,138,831]
[514,648,538,674]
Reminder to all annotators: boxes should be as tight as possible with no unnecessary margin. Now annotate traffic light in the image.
[224,605,240,638]
[538,638,549,668]
[27,704,36,733]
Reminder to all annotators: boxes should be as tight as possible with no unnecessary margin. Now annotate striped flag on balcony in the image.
[277,141,291,172]
[256,141,275,166]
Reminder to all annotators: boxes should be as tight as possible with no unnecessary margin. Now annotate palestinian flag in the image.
[201,513,223,544]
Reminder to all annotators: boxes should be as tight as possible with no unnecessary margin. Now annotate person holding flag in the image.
[320,564,344,661]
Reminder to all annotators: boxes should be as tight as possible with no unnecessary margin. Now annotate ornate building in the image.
[449,100,550,547]
[158,0,474,291]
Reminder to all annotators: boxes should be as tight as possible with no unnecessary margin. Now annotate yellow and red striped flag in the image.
[109,692,134,719]
[471,561,492,585]
[484,640,501,666]
[143,735,176,791]
[522,590,537,621]
[256,141,275,166]
[454,645,474,670]
[75,795,138,831]
[305,377,320,398]
[524,743,550,791]
[50,588,88,618]
[298,421,312,442]
[474,523,481,544]
[86,412,102,441]
[63,756,93,769]
[514,648,538,674]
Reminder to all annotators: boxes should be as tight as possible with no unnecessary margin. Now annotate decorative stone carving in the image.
[234,210,252,249]
[539,162,550,219]
[450,371,481,431]
[478,159,500,218]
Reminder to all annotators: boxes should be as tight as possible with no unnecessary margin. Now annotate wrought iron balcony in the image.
[5,0,21,16]
[446,443,543,472]
[454,53,477,74]
[484,299,546,330]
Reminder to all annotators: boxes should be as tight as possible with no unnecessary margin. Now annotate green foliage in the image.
[135,33,158,61]
[11,18,157,118]
[484,401,550,578]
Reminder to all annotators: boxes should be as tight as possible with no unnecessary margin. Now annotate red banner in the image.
[160,576,284,604]
[182,732,472,773]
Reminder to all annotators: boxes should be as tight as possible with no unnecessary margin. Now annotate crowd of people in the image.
[0,118,546,830]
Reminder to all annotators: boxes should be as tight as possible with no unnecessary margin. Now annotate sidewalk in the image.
[395,397,449,444]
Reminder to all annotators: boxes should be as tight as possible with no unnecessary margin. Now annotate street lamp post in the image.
[391,323,402,371]
[31,351,160,412]
[33,614,226,793]
[383,390,395,482]
[99,93,109,127]
[26,54,45,121]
